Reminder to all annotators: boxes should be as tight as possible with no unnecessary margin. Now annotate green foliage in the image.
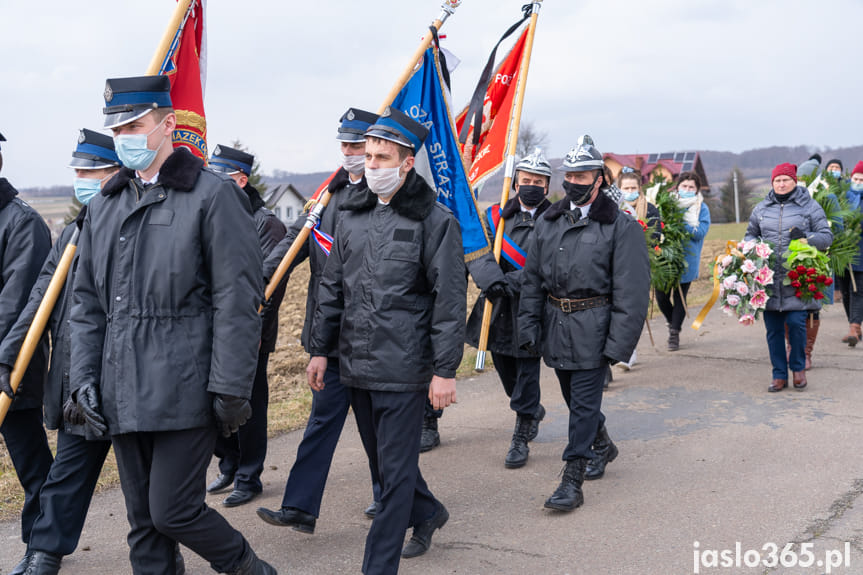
[64,196,82,225]
[648,176,689,292]
[812,173,862,276]
[714,168,757,224]
[782,239,832,303]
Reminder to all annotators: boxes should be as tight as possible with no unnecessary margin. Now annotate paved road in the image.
[2,307,861,574]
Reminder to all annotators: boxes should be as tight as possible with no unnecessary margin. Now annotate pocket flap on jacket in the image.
[148,208,174,226]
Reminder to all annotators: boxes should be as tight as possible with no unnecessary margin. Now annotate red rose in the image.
[788,270,799,280]
[825,277,834,286]
[654,245,661,253]
[796,265,807,273]
[814,292,825,300]
[816,275,826,283]
[808,284,818,292]
[791,281,801,288]
[660,222,666,229]
[795,290,803,298]
[807,268,817,276]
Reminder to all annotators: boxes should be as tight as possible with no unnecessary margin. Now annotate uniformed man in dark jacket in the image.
[70,76,275,574]
[308,107,466,575]
[519,135,649,512]
[256,108,382,534]
[0,131,54,575]
[466,148,552,469]
[206,144,286,508]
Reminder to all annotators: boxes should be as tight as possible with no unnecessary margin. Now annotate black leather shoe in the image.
[226,546,276,575]
[175,542,185,575]
[526,404,545,442]
[544,459,587,512]
[401,503,449,558]
[419,417,440,453]
[585,424,619,480]
[23,551,62,575]
[505,416,531,469]
[363,500,380,519]
[10,551,33,575]
[256,506,316,534]
[223,489,259,507]
[206,472,235,494]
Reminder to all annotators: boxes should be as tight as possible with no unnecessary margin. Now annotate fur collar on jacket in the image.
[0,178,17,210]
[543,187,619,224]
[243,183,265,212]
[339,168,435,221]
[500,196,551,219]
[102,147,204,197]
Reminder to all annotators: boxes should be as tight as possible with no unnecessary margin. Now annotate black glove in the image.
[604,355,619,366]
[789,227,806,240]
[63,395,86,427]
[327,168,351,193]
[485,281,513,300]
[213,394,252,438]
[0,364,13,399]
[73,383,108,436]
[521,341,539,356]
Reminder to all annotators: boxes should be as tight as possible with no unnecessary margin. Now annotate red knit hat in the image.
[852,161,863,176]
[771,163,797,183]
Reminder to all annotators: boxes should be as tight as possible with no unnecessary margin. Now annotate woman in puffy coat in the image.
[745,163,832,392]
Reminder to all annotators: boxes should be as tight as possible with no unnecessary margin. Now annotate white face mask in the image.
[341,152,365,176]
[365,162,405,197]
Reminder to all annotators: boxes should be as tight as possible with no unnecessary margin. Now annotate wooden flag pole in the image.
[475,0,543,371]
[261,0,462,304]
[0,230,80,426]
[146,0,194,75]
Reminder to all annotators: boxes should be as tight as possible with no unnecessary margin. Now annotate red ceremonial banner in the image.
[455,27,527,188]
[161,0,207,160]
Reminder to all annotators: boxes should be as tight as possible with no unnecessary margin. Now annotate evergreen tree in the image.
[64,196,82,225]
[229,139,268,197]
[714,168,756,224]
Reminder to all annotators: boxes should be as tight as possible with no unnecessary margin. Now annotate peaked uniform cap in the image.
[337,108,378,143]
[103,75,173,129]
[210,145,255,175]
[68,128,121,169]
[365,106,429,151]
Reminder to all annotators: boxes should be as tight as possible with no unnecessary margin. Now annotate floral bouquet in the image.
[716,239,775,325]
[782,239,833,303]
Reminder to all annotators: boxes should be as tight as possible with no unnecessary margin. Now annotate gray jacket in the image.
[310,169,466,392]
[0,178,51,412]
[70,149,263,434]
[745,185,832,312]
[518,192,650,370]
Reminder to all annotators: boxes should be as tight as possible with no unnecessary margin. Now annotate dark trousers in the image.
[491,352,541,417]
[282,358,380,516]
[554,367,606,460]
[655,282,692,331]
[112,427,249,575]
[214,350,270,492]
[27,430,111,555]
[0,407,53,545]
[764,310,806,380]
[838,271,863,324]
[350,388,439,575]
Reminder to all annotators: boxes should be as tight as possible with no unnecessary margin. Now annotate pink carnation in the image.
[739,314,756,326]
[735,281,749,296]
[749,289,768,309]
[754,266,774,286]
[721,255,733,268]
[726,294,741,307]
[741,259,757,274]
[755,242,773,259]
[722,274,738,290]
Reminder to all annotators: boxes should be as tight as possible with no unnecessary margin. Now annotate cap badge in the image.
[78,130,86,144]
[104,83,113,103]
[347,110,355,121]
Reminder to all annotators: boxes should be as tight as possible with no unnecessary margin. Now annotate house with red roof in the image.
[603,151,710,190]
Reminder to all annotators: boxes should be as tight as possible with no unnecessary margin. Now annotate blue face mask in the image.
[850,182,863,193]
[622,191,640,202]
[678,190,697,199]
[829,170,842,179]
[113,118,167,171]
[73,177,102,205]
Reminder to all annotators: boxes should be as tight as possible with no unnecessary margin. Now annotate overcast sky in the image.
[1,0,860,188]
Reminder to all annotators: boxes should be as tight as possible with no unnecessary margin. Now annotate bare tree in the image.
[517,120,550,158]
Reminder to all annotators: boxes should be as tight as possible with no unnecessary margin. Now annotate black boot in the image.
[226,546,277,575]
[10,551,33,575]
[526,404,545,441]
[23,551,62,575]
[175,542,186,575]
[401,502,449,558]
[419,416,440,453]
[585,425,619,480]
[668,328,680,351]
[544,459,587,512]
[504,416,531,469]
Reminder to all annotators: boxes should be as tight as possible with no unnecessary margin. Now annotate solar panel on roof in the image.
[647,153,658,163]
[659,152,674,161]
[682,161,694,172]
[685,152,696,161]
[674,152,686,162]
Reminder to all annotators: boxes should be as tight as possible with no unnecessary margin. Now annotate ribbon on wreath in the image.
[692,241,742,330]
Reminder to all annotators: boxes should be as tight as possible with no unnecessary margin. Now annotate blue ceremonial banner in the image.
[390,47,490,261]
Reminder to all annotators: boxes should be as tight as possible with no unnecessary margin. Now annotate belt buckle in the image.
[560,298,571,313]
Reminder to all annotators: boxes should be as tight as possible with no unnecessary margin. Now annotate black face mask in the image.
[562,173,599,205]
[517,185,546,208]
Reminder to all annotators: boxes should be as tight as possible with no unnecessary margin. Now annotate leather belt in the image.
[547,294,610,313]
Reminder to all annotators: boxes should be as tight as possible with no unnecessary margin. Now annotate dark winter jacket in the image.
[0,209,101,435]
[745,185,832,312]
[310,169,467,391]
[262,168,366,356]
[518,191,650,370]
[465,197,550,357]
[245,183,287,353]
[70,148,264,434]
[0,178,51,412]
